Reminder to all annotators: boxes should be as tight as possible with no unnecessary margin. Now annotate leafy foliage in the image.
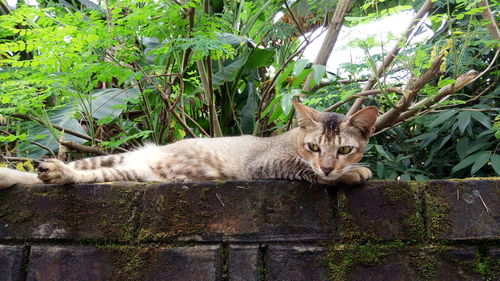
[0,0,498,179]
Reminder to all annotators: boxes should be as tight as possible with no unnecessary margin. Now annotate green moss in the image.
[475,256,491,278]
[326,242,406,281]
[337,193,378,242]
[408,246,440,281]
[423,183,450,239]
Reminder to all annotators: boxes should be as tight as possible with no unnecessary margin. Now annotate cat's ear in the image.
[292,101,321,128]
[348,106,378,137]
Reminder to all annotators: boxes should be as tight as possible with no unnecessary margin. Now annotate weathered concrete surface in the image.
[26,245,221,281]
[425,180,499,240]
[0,179,498,280]
[138,180,337,242]
[267,244,330,281]
[228,244,260,281]
[0,183,144,241]
[338,181,424,241]
[0,245,24,281]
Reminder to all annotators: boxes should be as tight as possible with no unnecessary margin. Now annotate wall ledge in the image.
[0,179,498,280]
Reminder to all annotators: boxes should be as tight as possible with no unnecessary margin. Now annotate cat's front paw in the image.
[336,166,372,185]
[38,159,75,184]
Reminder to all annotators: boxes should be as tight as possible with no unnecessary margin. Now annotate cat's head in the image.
[292,101,378,181]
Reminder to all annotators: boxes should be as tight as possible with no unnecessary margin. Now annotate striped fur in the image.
[0,103,377,188]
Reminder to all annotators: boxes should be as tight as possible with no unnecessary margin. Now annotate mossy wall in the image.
[0,179,498,281]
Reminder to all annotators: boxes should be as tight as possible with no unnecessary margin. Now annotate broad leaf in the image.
[470,151,490,174]
[87,88,140,120]
[293,59,308,76]
[245,48,275,70]
[451,151,488,174]
[470,111,491,129]
[491,154,500,176]
[429,110,456,127]
[212,58,246,86]
[457,111,471,134]
[19,106,89,158]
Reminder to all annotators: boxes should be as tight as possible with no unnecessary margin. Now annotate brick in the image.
[338,181,424,241]
[138,180,336,242]
[0,183,144,241]
[425,180,500,240]
[488,248,500,279]
[27,246,111,281]
[266,244,329,281]
[326,244,488,281]
[0,245,24,281]
[434,247,484,281]
[141,245,222,281]
[26,245,221,281]
[228,244,260,281]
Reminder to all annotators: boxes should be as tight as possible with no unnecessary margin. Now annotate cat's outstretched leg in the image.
[38,158,77,184]
[38,158,158,184]
[0,167,42,188]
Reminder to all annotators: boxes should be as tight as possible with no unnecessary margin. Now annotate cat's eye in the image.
[307,143,321,152]
[338,146,353,155]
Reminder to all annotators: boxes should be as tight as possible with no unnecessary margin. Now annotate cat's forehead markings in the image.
[321,113,345,142]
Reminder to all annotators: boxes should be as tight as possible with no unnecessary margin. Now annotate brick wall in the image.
[0,179,498,281]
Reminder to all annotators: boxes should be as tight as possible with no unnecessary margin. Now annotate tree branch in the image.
[374,54,445,131]
[60,141,108,156]
[395,69,480,124]
[324,87,403,112]
[9,114,128,153]
[302,0,354,92]
[347,0,433,116]
[478,0,500,41]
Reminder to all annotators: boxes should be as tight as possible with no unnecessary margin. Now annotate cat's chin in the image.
[317,172,343,182]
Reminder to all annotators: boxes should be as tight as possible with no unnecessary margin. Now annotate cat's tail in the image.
[0,167,42,189]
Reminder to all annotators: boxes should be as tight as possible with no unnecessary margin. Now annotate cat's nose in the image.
[321,167,333,175]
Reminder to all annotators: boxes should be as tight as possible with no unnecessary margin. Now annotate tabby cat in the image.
[0,101,377,188]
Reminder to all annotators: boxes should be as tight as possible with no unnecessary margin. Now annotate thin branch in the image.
[374,54,445,131]
[478,0,500,41]
[302,0,354,92]
[325,87,403,112]
[395,69,480,123]
[347,0,433,115]
[9,114,128,152]
[284,1,310,44]
[60,141,108,156]
[2,156,42,163]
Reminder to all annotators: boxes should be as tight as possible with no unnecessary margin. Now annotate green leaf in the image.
[400,173,411,181]
[212,57,246,86]
[456,137,469,159]
[281,90,300,116]
[470,111,491,129]
[292,69,312,88]
[470,151,490,174]
[88,88,140,120]
[18,106,89,158]
[293,59,308,76]
[239,80,259,134]
[375,145,393,160]
[491,154,500,176]
[310,64,326,87]
[457,111,471,134]
[245,48,275,70]
[428,110,457,127]
[451,151,488,174]
[268,102,283,125]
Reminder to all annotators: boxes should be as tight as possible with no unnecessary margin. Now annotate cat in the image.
[0,101,377,188]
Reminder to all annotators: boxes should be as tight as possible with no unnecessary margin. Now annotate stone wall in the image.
[0,179,498,281]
